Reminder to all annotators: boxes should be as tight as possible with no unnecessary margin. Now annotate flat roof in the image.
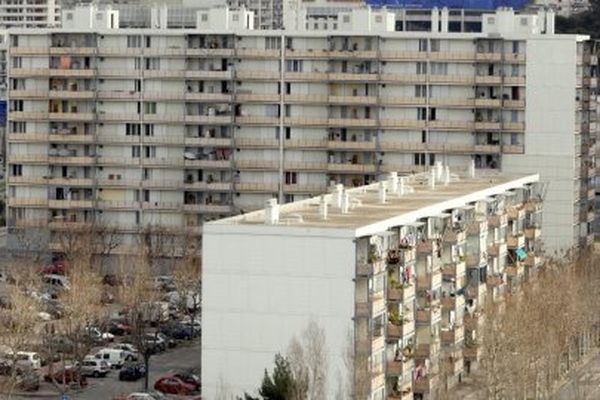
[210,169,538,237]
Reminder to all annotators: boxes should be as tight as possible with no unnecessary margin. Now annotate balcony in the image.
[328,95,378,105]
[464,343,482,361]
[356,333,385,355]
[235,183,278,193]
[414,375,439,394]
[284,72,328,82]
[7,198,48,207]
[503,122,525,131]
[328,118,377,128]
[441,294,465,312]
[525,227,541,240]
[387,283,416,303]
[356,292,386,318]
[415,339,441,359]
[182,204,232,213]
[507,234,525,249]
[380,73,426,84]
[183,182,232,191]
[327,163,376,173]
[467,220,488,236]
[357,259,386,276]
[387,358,414,377]
[466,283,487,303]
[235,93,280,103]
[445,356,465,376]
[235,160,279,170]
[284,184,328,194]
[464,312,484,331]
[417,270,442,291]
[387,319,415,340]
[236,48,280,58]
[524,254,543,268]
[327,140,376,151]
[416,306,442,324]
[48,199,94,209]
[442,261,466,280]
[185,70,233,80]
[235,116,279,126]
[488,214,508,228]
[235,70,280,80]
[284,139,327,149]
[380,96,426,106]
[508,207,526,220]
[506,264,525,279]
[328,72,379,82]
[443,229,466,244]
[441,325,465,346]
[488,242,507,257]
[284,117,329,127]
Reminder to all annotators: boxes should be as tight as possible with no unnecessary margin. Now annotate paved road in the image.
[12,340,201,400]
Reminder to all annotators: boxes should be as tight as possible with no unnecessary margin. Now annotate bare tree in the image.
[172,253,201,337]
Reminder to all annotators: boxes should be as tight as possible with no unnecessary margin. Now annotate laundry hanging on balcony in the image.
[516,248,527,261]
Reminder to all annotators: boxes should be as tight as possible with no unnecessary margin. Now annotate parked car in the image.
[118,364,146,381]
[159,323,194,341]
[173,372,201,391]
[44,368,87,386]
[154,375,197,395]
[79,358,110,378]
[39,262,66,275]
[180,316,202,334]
[111,343,139,358]
[156,332,176,348]
[115,391,167,400]
[16,371,40,391]
[108,320,132,336]
[86,326,115,343]
[143,333,167,354]
[94,348,128,369]
[15,352,42,370]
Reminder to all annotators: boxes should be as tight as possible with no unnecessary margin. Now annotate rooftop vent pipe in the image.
[399,177,406,195]
[265,198,279,224]
[378,181,387,204]
[430,169,436,189]
[388,172,399,194]
[469,160,476,178]
[341,191,350,214]
[319,195,328,220]
[334,184,344,208]
[444,165,451,185]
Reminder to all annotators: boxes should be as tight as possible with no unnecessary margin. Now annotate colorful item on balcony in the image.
[516,248,527,261]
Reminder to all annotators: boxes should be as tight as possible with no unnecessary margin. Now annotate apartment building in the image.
[4,6,596,257]
[0,0,59,29]
[202,168,542,399]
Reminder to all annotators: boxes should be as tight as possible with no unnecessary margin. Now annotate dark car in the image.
[154,375,196,395]
[108,320,132,336]
[118,364,146,381]
[102,274,121,286]
[160,324,193,341]
[16,371,40,391]
[44,368,87,386]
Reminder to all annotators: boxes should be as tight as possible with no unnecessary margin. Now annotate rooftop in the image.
[211,166,538,236]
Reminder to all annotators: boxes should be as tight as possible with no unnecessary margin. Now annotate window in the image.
[343,15,350,23]
[232,14,239,22]
[134,58,141,70]
[11,164,22,176]
[520,17,528,26]
[415,85,427,98]
[12,121,26,133]
[127,35,141,48]
[431,62,448,75]
[285,127,291,139]
[429,108,437,121]
[416,62,427,75]
[421,130,427,143]
[286,59,303,72]
[12,57,21,68]
[126,123,140,136]
[131,146,140,158]
[414,153,426,165]
[285,171,298,185]
[201,13,208,22]
[144,58,160,70]
[10,100,23,112]
[430,39,440,52]
[145,36,151,48]
[487,17,495,24]
[144,102,157,114]
[143,168,151,180]
[265,37,281,50]
[12,78,25,90]
[144,124,154,136]
[512,41,519,54]
[418,39,428,52]
[375,15,383,23]
[143,190,150,202]
[144,146,156,158]
[96,13,103,20]
[66,12,73,21]
[417,108,427,121]
[429,154,435,166]
[134,79,142,92]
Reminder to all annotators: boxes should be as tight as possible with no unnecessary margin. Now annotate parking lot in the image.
[10,339,201,400]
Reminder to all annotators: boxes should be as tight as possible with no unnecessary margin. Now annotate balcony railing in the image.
[441,294,465,311]
[442,261,466,280]
[386,358,414,377]
[387,283,415,303]
[488,214,508,227]
[414,374,439,394]
[416,306,442,324]
[416,270,442,291]
[507,234,525,249]
[387,320,415,340]
[356,293,386,318]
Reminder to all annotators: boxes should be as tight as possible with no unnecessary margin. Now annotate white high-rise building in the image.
[0,0,60,29]
[202,170,542,399]
[4,6,597,258]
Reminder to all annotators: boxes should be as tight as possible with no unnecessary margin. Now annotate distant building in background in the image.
[228,0,283,29]
[532,0,590,17]
[0,0,60,29]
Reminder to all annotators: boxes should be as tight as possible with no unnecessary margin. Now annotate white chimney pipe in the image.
[341,191,350,214]
[435,161,443,180]
[388,172,399,194]
[378,181,387,204]
[399,177,405,196]
[319,195,328,220]
[469,160,476,178]
[444,165,451,185]
[334,184,344,208]
[264,198,279,224]
[430,169,436,189]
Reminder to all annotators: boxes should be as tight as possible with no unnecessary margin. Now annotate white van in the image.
[42,274,70,290]
[15,352,41,370]
[94,348,128,369]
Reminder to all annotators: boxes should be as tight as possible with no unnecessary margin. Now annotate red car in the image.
[40,261,67,275]
[154,375,196,395]
[44,368,87,386]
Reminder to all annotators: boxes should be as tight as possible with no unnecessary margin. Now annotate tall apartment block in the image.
[4,7,596,257]
[0,0,59,29]
[202,169,542,399]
